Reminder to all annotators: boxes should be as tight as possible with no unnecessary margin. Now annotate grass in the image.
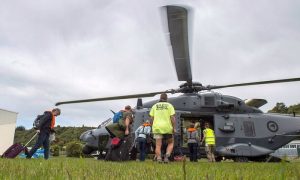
[1,158,300,180]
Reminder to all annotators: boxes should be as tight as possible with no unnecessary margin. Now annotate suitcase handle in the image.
[24,132,38,147]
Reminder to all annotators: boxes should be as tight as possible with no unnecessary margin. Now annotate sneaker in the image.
[164,156,169,163]
[157,157,163,163]
[24,148,30,159]
[24,148,29,156]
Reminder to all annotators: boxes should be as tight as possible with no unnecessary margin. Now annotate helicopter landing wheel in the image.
[82,145,94,155]
[234,156,249,162]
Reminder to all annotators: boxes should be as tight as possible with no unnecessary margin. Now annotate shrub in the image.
[66,141,83,157]
[51,145,60,156]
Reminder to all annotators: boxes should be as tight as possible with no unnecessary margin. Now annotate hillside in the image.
[14,126,95,147]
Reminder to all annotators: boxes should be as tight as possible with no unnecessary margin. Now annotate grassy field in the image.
[1,158,300,180]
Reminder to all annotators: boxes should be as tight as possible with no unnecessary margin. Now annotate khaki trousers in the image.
[205,144,216,162]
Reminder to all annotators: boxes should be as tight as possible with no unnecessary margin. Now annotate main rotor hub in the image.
[178,82,205,93]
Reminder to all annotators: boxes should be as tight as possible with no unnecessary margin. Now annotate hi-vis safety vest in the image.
[204,128,215,145]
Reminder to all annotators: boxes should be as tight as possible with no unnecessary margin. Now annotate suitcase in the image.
[1,133,38,158]
[105,136,133,161]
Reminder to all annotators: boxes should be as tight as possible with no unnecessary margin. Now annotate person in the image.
[149,93,175,163]
[26,108,61,160]
[104,105,135,161]
[134,120,152,161]
[194,122,202,140]
[186,123,200,162]
[105,105,134,138]
[201,122,216,162]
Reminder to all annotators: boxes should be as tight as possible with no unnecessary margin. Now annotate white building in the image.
[0,109,18,155]
[272,140,300,157]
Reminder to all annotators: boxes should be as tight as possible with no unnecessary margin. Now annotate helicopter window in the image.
[243,121,256,137]
[204,96,215,106]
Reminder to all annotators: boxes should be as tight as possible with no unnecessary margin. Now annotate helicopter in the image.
[55,5,300,162]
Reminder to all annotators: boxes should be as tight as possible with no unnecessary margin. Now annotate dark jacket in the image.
[37,111,52,133]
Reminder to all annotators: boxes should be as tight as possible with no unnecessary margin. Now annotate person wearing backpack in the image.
[105,105,134,138]
[105,105,134,161]
[134,120,152,161]
[25,108,61,160]
[186,123,200,162]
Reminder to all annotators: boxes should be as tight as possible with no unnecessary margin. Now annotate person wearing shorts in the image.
[150,93,175,163]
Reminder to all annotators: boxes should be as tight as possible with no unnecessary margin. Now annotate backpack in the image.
[112,111,123,123]
[33,114,44,129]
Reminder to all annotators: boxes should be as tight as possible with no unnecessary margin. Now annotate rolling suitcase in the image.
[1,133,38,158]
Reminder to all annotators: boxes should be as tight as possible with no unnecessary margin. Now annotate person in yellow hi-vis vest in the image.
[201,122,216,162]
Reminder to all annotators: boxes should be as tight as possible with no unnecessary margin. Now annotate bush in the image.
[66,141,83,157]
[51,145,60,156]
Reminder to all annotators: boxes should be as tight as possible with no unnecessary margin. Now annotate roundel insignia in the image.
[267,121,278,132]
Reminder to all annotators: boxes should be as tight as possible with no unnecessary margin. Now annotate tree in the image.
[15,126,26,131]
[287,103,300,115]
[268,102,288,114]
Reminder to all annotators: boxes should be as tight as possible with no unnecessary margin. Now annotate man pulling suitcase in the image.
[1,133,38,158]
[26,108,61,160]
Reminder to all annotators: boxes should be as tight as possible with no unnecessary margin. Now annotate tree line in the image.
[14,125,95,148]
[267,102,300,115]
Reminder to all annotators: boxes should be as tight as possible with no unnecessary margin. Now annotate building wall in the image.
[272,140,300,157]
[0,109,18,155]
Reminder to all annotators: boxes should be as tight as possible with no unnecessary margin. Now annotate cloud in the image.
[0,0,299,128]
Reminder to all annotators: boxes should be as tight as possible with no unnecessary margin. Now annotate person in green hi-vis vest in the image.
[201,122,216,162]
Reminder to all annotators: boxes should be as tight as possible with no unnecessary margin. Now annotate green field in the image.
[0,158,300,180]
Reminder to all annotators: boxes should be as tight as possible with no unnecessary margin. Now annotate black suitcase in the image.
[1,133,38,158]
[105,136,133,161]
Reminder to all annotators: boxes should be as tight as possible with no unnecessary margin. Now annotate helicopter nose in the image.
[80,130,94,142]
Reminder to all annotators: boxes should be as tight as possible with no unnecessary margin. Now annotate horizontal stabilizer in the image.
[245,99,267,108]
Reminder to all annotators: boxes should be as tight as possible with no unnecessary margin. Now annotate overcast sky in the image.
[1,0,300,129]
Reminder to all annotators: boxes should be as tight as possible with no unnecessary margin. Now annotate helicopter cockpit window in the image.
[204,96,215,106]
[243,121,256,137]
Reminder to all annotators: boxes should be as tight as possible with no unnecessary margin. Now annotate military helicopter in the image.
[56,6,300,162]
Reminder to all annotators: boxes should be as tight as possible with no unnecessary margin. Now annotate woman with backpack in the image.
[134,120,152,161]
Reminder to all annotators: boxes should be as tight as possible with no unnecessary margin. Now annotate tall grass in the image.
[0,158,300,179]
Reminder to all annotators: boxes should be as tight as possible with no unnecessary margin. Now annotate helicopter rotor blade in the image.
[166,6,192,84]
[208,77,300,90]
[55,90,175,106]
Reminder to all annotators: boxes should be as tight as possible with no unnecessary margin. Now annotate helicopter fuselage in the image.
[80,92,300,161]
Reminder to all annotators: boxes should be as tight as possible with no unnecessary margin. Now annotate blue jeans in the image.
[188,143,198,162]
[27,132,50,159]
[137,137,147,161]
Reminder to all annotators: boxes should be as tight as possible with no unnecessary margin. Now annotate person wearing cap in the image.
[134,120,152,161]
[149,93,175,163]
[26,108,61,160]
